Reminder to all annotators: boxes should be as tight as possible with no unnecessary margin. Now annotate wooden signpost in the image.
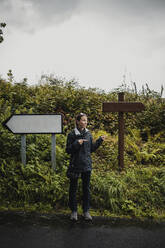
[103,92,145,170]
[4,114,63,170]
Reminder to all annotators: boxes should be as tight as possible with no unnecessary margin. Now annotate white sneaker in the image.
[83,212,92,220]
[70,211,78,221]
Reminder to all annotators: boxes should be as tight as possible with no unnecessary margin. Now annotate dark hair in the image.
[76,113,87,121]
[76,113,87,128]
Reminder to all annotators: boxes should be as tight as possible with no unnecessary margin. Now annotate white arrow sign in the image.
[4,114,63,134]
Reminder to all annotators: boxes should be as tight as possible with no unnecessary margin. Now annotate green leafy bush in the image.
[0,75,165,218]
[0,160,69,209]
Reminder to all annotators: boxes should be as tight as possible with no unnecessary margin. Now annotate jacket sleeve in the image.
[66,132,81,154]
[90,135,103,153]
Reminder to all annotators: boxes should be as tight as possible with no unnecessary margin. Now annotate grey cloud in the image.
[0,0,165,33]
[92,0,165,13]
[33,0,79,15]
[31,0,80,24]
[0,0,81,32]
[79,0,165,22]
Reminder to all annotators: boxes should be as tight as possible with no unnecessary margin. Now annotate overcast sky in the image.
[0,0,165,95]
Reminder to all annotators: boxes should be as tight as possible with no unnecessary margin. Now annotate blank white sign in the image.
[5,114,62,134]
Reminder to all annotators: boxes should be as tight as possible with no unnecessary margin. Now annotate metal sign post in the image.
[21,134,26,166]
[103,92,145,170]
[51,134,56,170]
[4,114,63,170]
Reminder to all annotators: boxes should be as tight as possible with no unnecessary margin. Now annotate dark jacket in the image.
[66,128,103,173]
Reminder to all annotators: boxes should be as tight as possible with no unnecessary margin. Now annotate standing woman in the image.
[66,113,105,221]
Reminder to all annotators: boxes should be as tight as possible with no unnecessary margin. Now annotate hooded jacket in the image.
[66,128,103,173]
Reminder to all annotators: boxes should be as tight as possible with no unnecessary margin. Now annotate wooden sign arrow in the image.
[103,102,145,112]
[4,114,63,134]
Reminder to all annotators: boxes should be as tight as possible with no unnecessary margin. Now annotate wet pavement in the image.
[0,211,165,248]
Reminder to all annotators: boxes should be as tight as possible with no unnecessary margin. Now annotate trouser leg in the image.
[69,177,78,212]
[81,171,91,212]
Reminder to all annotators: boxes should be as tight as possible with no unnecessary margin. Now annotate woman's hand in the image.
[78,139,88,145]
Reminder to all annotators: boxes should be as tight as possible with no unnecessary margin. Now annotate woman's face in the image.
[77,115,87,130]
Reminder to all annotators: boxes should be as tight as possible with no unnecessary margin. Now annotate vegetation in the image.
[0,22,6,43]
[0,72,165,220]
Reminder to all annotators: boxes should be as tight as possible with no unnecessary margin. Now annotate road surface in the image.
[0,211,165,248]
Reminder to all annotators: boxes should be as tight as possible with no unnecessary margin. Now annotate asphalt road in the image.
[0,212,165,248]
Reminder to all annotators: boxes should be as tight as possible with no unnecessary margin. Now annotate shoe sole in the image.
[83,215,92,221]
[84,218,92,221]
[70,217,78,221]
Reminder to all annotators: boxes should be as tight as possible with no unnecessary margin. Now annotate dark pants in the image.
[69,171,91,212]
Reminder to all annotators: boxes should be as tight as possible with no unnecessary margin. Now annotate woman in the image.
[66,113,105,221]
